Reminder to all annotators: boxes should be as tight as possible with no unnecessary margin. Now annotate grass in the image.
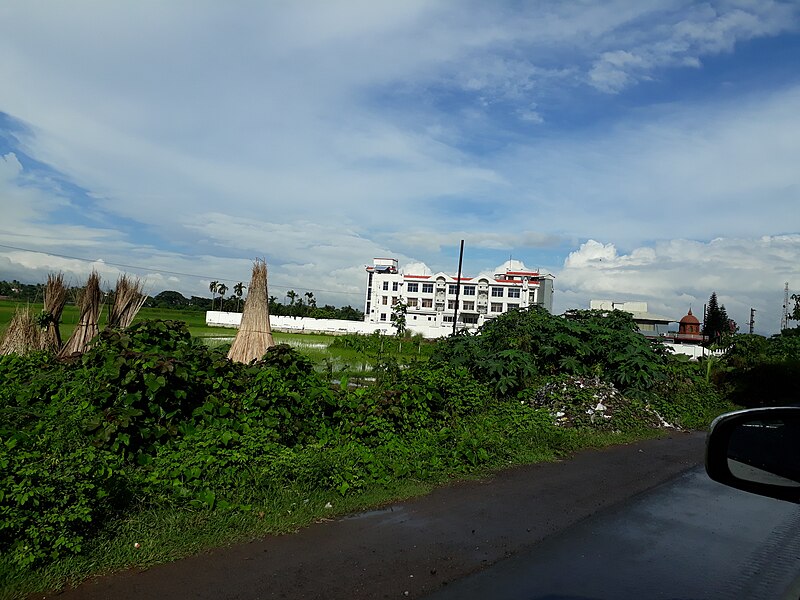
[0,425,672,600]
[0,300,424,377]
[0,301,713,599]
[0,300,218,340]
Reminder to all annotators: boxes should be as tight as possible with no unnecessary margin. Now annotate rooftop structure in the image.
[589,300,674,338]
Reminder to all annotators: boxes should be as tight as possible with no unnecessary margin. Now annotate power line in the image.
[0,242,365,298]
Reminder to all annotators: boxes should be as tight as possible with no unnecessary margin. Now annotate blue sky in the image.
[0,1,799,334]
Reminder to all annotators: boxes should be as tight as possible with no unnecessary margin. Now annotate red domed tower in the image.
[676,308,704,343]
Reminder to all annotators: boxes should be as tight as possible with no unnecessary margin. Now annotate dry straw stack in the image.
[59,271,102,358]
[106,275,146,330]
[0,307,41,356]
[228,259,274,363]
[40,272,68,352]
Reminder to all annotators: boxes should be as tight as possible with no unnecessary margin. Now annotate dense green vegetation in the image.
[0,306,759,598]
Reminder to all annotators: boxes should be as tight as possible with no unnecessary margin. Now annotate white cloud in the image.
[556,236,800,335]
[0,2,798,329]
[588,1,798,93]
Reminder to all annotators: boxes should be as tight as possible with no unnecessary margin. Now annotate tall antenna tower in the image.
[781,282,790,331]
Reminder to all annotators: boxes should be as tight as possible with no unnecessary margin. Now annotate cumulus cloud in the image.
[555,237,800,335]
[401,262,433,276]
[0,2,798,329]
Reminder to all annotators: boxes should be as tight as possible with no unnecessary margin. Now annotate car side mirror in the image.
[706,407,800,503]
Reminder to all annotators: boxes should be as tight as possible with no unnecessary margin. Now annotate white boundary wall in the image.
[662,342,722,359]
[205,311,456,339]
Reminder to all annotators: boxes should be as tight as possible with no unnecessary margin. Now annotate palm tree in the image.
[209,281,219,310]
[217,283,228,312]
[286,290,297,306]
[234,282,245,312]
[304,291,316,308]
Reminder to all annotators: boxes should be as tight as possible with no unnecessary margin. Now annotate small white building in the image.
[589,300,674,338]
[365,258,554,334]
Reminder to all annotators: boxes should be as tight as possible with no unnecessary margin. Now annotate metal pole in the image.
[749,308,755,335]
[452,239,464,336]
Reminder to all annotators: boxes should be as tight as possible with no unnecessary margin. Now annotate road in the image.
[48,431,792,600]
[426,466,800,599]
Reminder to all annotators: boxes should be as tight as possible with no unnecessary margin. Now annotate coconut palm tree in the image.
[286,289,297,306]
[234,282,245,312]
[217,283,228,312]
[209,281,219,310]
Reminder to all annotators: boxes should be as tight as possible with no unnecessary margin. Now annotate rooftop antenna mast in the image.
[781,282,790,331]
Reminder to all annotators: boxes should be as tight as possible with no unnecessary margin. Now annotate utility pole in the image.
[749,308,755,335]
[452,240,464,336]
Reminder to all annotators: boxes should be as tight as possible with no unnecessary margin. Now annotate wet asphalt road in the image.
[426,466,800,600]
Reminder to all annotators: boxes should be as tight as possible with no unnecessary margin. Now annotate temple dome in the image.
[680,308,700,326]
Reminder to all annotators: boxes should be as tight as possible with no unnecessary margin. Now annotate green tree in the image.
[703,292,729,345]
[791,293,800,323]
[234,282,245,312]
[286,290,297,306]
[209,281,219,310]
[390,299,407,337]
[216,283,228,312]
[304,291,316,308]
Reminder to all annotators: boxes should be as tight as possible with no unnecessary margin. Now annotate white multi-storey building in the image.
[364,257,554,333]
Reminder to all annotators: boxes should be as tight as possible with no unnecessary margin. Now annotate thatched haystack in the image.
[59,271,102,358]
[228,259,274,363]
[106,275,146,330]
[0,307,41,356]
[40,272,67,352]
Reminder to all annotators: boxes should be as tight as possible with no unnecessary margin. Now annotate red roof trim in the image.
[403,274,431,279]
[493,279,540,285]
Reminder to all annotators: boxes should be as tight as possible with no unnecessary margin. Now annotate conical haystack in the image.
[106,275,146,329]
[228,259,274,363]
[40,272,67,352]
[0,306,41,356]
[59,271,102,358]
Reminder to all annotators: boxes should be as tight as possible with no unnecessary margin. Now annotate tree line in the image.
[0,280,364,322]
[147,286,364,321]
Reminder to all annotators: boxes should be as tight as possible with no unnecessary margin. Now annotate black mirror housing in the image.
[706,407,800,503]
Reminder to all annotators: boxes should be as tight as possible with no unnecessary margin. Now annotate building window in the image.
[382,296,388,305]
[406,298,418,308]
[508,288,521,298]
[448,300,457,309]
[443,315,454,323]
[463,301,475,311]
[463,285,475,296]
[461,314,479,324]
[491,287,503,297]
[380,314,386,321]
[421,298,433,308]
[382,281,389,290]
[491,302,503,313]
[529,291,536,302]
[448,284,458,295]
[506,303,519,311]
[422,283,434,294]
[407,282,418,293]
[391,297,398,305]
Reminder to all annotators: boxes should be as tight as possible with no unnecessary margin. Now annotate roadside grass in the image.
[0,420,677,600]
